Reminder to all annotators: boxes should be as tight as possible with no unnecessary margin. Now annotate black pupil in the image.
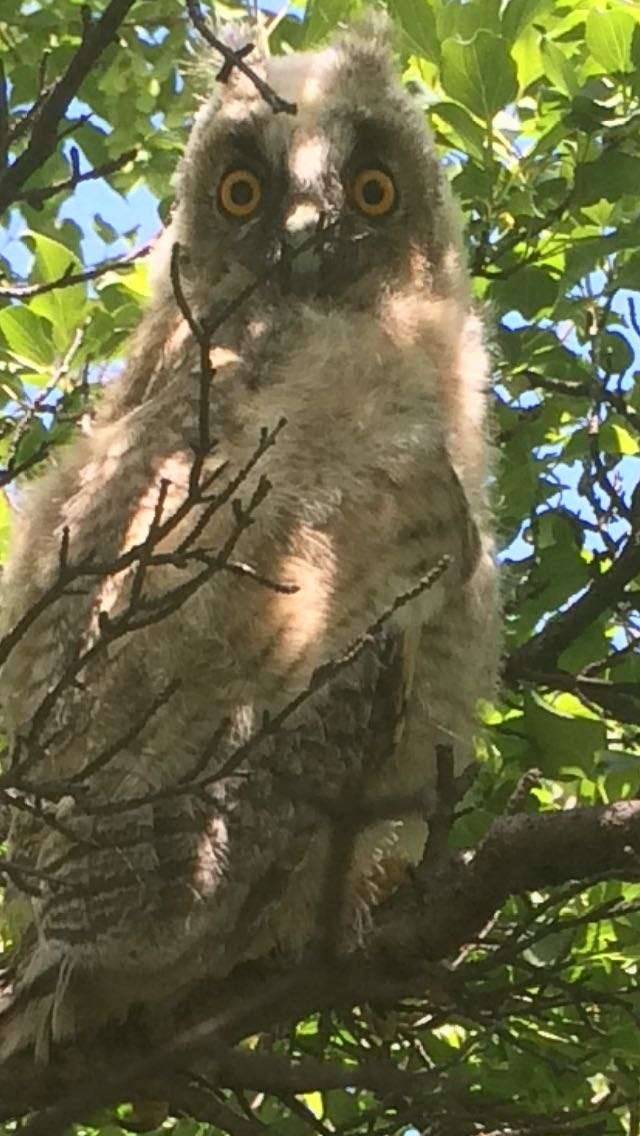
[362,177,385,206]
[230,178,255,207]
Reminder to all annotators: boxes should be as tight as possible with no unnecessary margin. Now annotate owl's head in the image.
[169,17,465,311]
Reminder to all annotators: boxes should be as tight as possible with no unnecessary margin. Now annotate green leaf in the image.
[388,0,439,63]
[586,8,635,74]
[601,330,634,376]
[437,0,502,42]
[302,0,361,45]
[492,266,558,318]
[440,31,518,121]
[12,417,49,469]
[300,1092,324,1119]
[0,491,12,562]
[511,23,544,91]
[24,231,87,347]
[539,39,580,97]
[26,229,75,282]
[599,422,639,456]
[574,152,640,205]
[617,249,640,289]
[524,927,575,967]
[430,101,486,162]
[94,213,120,244]
[563,220,640,287]
[523,691,606,776]
[0,306,55,369]
[99,260,151,300]
[501,0,551,44]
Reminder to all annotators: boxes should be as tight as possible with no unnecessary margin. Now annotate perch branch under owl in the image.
[3,799,640,1131]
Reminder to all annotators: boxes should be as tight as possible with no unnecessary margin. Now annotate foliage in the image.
[0,0,640,1133]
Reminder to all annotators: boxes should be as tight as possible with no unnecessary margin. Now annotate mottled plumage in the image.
[0,18,498,1059]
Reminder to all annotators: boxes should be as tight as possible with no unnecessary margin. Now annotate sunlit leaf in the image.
[303,0,362,45]
[0,306,55,369]
[501,0,551,44]
[388,0,439,62]
[440,30,518,121]
[0,491,13,561]
[599,422,639,456]
[523,691,607,775]
[586,8,635,74]
[24,231,87,349]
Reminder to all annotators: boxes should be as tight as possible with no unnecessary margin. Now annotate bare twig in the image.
[419,743,457,871]
[30,557,451,817]
[70,676,182,785]
[194,556,452,794]
[19,147,137,208]
[0,419,286,678]
[1,323,88,489]
[169,241,213,480]
[0,242,151,300]
[185,0,297,116]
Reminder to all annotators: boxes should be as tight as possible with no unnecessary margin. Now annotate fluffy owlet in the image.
[0,17,498,1059]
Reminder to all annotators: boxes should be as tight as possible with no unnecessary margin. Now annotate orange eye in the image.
[351,168,396,217]
[218,169,262,218]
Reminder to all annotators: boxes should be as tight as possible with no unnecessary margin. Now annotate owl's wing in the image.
[357,458,487,888]
[394,452,482,741]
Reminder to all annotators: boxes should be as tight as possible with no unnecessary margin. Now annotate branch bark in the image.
[2,800,640,1127]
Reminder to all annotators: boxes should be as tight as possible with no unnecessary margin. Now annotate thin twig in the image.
[0,242,151,299]
[185,0,297,116]
[19,147,137,208]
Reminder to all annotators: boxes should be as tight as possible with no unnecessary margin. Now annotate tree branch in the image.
[0,0,138,215]
[2,800,640,1125]
[0,242,151,299]
[18,146,137,209]
[507,486,640,675]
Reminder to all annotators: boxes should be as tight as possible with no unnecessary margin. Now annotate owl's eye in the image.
[218,169,262,218]
[351,168,396,217]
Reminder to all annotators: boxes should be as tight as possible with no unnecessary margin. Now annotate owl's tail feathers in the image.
[0,946,77,1063]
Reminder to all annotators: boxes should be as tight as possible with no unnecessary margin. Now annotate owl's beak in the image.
[280,201,324,295]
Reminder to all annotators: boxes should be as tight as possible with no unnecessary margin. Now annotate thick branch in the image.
[2,801,640,1124]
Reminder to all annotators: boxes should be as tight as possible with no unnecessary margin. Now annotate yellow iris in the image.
[351,168,396,217]
[219,169,262,218]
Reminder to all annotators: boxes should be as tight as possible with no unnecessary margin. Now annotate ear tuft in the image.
[335,10,396,63]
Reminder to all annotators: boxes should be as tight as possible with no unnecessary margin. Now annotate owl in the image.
[0,16,498,1060]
